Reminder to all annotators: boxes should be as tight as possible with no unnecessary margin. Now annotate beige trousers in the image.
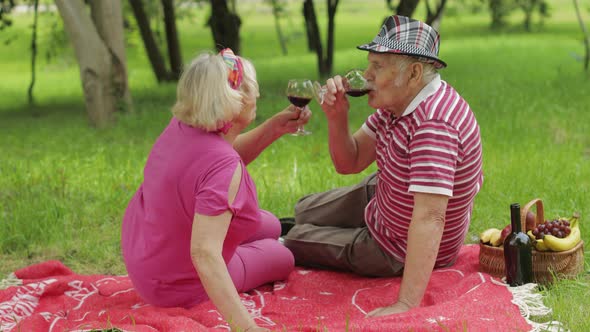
[283,173,405,277]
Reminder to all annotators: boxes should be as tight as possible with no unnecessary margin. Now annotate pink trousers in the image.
[227,210,294,292]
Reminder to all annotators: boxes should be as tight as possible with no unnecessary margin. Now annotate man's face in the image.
[364,53,412,114]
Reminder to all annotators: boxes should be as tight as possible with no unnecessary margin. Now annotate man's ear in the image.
[409,62,423,86]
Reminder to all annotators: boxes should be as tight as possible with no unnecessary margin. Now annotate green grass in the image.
[1,0,590,330]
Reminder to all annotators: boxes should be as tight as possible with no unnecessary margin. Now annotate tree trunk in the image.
[128,0,171,82]
[397,0,420,17]
[518,0,537,31]
[573,0,590,71]
[303,0,325,76]
[270,0,288,55]
[28,0,39,106]
[325,0,339,78]
[303,0,317,52]
[523,11,532,31]
[425,0,447,30]
[489,0,506,30]
[161,0,182,79]
[208,0,241,54]
[89,0,133,113]
[55,0,119,127]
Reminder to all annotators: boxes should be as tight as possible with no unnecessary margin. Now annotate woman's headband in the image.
[219,48,243,90]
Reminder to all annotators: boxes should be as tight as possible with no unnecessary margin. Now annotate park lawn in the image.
[1,0,589,330]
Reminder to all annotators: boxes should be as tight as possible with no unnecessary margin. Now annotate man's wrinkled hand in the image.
[320,76,349,121]
[366,301,412,318]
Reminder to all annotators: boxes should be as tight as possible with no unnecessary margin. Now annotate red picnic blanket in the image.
[0,245,536,331]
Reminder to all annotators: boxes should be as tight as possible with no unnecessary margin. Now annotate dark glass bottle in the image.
[504,203,533,286]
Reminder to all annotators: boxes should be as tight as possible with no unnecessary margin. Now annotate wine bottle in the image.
[504,203,533,286]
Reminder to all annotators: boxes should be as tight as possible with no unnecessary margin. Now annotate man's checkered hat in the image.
[357,15,447,69]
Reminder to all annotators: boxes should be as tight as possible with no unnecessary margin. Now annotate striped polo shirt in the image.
[362,74,483,267]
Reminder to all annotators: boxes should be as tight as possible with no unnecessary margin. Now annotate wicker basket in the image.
[479,198,585,284]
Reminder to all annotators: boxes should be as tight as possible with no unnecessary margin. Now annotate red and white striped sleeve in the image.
[408,120,460,197]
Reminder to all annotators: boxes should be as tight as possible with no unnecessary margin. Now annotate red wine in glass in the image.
[287,96,312,108]
[345,89,370,97]
[344,69,372,97]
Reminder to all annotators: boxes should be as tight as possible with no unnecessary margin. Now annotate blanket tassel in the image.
[492,279,568,332]
[0,273,22,290]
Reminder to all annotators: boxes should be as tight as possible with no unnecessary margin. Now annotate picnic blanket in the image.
[0,245,561,331]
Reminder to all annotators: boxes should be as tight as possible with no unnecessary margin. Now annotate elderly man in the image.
[283,15,483,316]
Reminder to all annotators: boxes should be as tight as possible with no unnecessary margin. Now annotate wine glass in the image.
[344,69,372,97]
[286,79,318,136]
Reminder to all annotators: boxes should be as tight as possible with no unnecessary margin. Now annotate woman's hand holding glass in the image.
[272,104,312,136]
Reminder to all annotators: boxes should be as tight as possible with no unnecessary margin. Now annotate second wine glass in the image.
[286,79,316,136]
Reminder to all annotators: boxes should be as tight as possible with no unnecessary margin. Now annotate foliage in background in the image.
[264,0,289,55]
[0,0,14,30]
[488,0,549,30]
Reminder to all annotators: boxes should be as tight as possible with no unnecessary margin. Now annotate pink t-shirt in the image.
[121,117,261,308]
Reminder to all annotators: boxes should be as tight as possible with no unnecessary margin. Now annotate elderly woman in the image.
[121,49,307,332]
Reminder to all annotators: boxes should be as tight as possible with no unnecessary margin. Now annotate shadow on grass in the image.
[0,100,83,120]
[0,84,177,124]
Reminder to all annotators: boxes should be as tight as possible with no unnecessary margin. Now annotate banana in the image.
[543,225,581,252]
[558,212,580,224]
[480,228,500,243]
[541,213,581,252]
[489,229,503,247]
[527,230,549,251]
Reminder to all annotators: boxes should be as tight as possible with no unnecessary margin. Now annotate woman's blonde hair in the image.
[171,52,258,131]
[238,57,259,108]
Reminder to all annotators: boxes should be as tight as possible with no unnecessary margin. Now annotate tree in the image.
[396,0,420,17]
[265,0,288,55]
[573,0,589,71]
[128,0,183,82]
[28,0,39,106]
[384,0,448,30]
[425,0,447,30]
[303,0,340,78]
[303,0,320,53]
[161,0,182,78]
[55,0,132,128]
[488,0,506,29]
[516,0,549,31]
[519,0,539,31]
[488,0,549,30]
[208,0,241,54]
